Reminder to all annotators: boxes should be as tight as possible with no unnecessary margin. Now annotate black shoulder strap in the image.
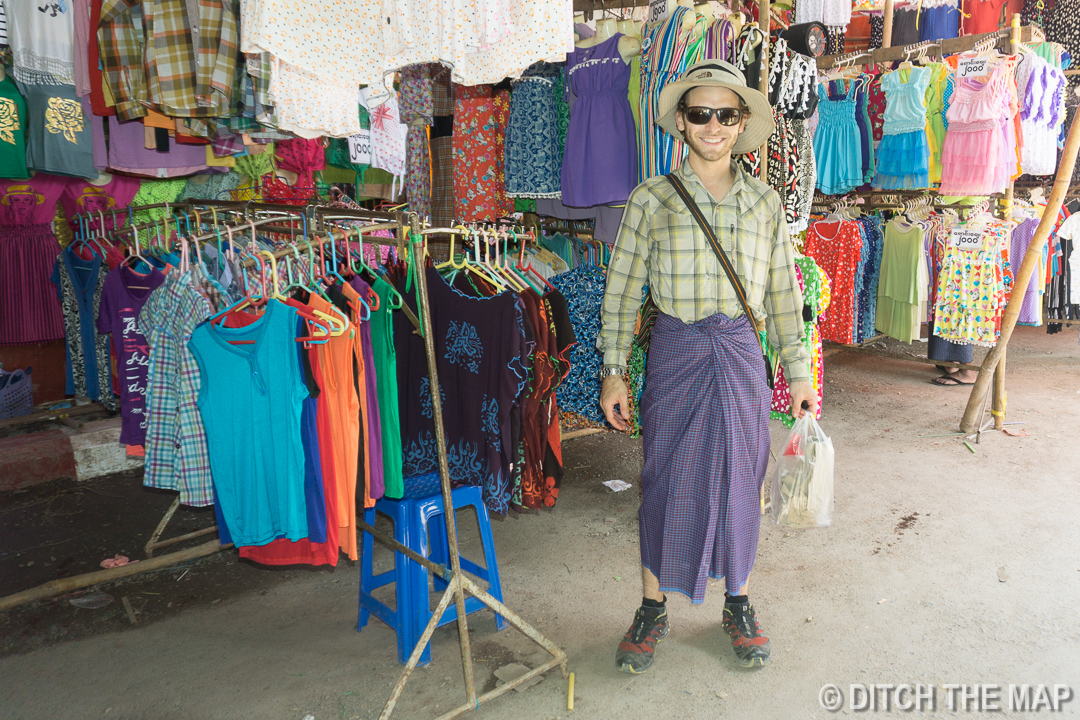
[664,172,759,333]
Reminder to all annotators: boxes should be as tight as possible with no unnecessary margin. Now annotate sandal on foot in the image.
[932,374,973,386]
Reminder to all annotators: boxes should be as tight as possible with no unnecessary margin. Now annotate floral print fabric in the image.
[452,84,513,222]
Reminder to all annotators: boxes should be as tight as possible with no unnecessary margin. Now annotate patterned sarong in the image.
[639,312,771,603]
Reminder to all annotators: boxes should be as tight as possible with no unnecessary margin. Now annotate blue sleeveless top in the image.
[189,300,310,546]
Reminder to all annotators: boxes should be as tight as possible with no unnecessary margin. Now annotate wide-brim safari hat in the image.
[656,60,774,154]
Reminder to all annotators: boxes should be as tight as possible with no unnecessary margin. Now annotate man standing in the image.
[598,61,820,674]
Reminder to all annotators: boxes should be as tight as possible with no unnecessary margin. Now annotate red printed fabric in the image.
[867,71,886,142]
[803,219,863,344]
[452,84,513,222]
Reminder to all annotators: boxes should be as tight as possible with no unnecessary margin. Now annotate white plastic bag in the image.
[771,414,834,528]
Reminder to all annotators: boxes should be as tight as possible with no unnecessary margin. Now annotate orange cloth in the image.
[341,282,374,510]
[309,294,361,561]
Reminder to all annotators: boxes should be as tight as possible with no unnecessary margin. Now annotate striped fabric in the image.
[0,225,64,345]
[638,312,770,603]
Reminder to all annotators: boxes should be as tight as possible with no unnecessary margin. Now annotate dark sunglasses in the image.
[683,106,745,126]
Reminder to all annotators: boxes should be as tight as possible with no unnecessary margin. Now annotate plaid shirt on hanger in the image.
[99,0,240,121]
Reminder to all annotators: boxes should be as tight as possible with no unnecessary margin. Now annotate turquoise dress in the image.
[812,83,863,195]
[872,68,931,189]
[188,300,310,546]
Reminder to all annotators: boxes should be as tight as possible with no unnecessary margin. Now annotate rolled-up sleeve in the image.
[763,216,812,384]
[597,187,651,369]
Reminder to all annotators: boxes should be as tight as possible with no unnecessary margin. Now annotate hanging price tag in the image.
[957,57,990,78]
[348,129,371,165]
[648,0,670,23]
[950,229,983,250]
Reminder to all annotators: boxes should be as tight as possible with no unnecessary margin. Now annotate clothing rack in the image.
[356,215,567,719]
[810,17,1033,434]
[816,20,1040,69]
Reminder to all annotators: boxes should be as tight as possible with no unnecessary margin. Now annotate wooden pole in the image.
[882,0,895,48]
[960,112,1080,432]
[0,540,229,611]
[992,349,1007,430]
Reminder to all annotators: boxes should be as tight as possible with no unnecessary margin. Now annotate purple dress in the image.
[561,34,638,208]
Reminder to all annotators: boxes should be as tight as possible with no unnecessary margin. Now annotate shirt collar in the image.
[676,157,746,210]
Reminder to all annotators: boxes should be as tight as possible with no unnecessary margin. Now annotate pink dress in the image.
[0,175,70,344]
[939,61,1017,196]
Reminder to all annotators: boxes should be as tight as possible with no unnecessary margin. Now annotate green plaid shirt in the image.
[100,0,239,121]
[598,159,812,384]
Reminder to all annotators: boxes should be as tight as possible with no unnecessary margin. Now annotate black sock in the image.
[641,595,666,609]
[725,593,748,605]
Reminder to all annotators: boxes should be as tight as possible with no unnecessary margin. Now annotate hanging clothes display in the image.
[97,263,166,445]
[939,59,1018,196]
[189,300,310,546]
[1016,53,1067,176]
[505,62,564,199]
[398,64,434,219]
[813,82,863,195]
[876,218,930,343]
[453,84,513,222]
[50,246,115,408]
[396,267,531,515]
[932,213,1012,346]
[873,67,931,190]
[0,176,68,345]
[0,75,29,180]
[804,217,865,344]
[561,35,638,208]
[139,272,215,506]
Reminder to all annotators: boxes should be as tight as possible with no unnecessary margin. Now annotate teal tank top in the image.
[189,300,310,546]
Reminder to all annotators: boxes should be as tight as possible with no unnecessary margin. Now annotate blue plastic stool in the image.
[358,474,507,666]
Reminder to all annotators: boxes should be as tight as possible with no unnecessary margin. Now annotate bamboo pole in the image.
[960,112,1080,432]
[882,0,895,48]
[0,540,229,611]
[992,349,1007,430]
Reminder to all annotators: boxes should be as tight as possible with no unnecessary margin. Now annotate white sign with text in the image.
[950,229,984,250]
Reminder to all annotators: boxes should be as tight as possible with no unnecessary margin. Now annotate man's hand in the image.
[788,380,819,420]
[600,375,631,431]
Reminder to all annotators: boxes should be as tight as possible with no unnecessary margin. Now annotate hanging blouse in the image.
[0,175,69,345]
[50,247,115,408]
[505,61,564,199]
[6,0,75,86]
[804,219,865,344]
[933,217,1010,346]
[276,137,326,193]
[189,300,310,546]
[396,267,531,515]
[453,84,513,221]
[139,273,216,507]
[0,76,29,180]
[399,64,434,219]
[1016,53,1066,176]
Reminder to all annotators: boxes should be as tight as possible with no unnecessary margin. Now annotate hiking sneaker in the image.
[722,602,771,668]
[615,605,669,674]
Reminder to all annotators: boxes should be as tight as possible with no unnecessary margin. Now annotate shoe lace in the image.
[628,608,661,644]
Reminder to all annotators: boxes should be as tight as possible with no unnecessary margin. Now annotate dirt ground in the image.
[1,325,1078,720]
